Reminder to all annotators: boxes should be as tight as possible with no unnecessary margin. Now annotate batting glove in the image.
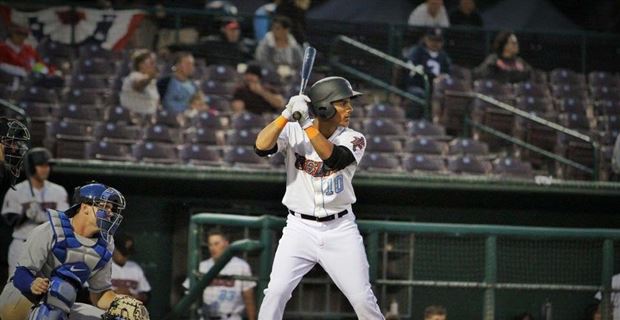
[282,95,310,121]
[291,101,313,129]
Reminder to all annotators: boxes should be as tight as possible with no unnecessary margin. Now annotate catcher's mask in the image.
[1,118,30,183]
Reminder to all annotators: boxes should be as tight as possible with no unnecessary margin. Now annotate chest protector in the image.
[48,209,112,286]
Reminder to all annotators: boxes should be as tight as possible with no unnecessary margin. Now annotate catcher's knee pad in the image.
[28,303,68,320]
[41,276,77,314]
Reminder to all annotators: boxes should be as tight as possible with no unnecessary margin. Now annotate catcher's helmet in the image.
[23,147,52,177]
[1,117,30,180]
[306,77,362,119]
[66,182,126,242]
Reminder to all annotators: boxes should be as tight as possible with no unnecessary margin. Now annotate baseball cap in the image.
[245,63,263,78]
[114,233,135,256]
[425,27,444,40]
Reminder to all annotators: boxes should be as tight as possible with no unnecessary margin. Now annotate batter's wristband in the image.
[304,126,320,139]
[275,116,288,129]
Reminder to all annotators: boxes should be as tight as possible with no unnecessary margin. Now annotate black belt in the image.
[289,209,348,222]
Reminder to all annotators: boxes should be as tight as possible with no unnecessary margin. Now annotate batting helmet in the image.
[306,77,362,119]
[66,182,126,242]
[24,147,52,177]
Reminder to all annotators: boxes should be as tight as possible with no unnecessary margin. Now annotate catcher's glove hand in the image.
[101,295,150,320]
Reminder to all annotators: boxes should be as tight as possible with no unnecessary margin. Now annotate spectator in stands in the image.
[473,31,533,83]
[202,18,254,66]
[182,229,257,320]
[0,23,55,77]
[424,305,447,320]
[402,28,451,97]
[275,0,310,44]
[255,15,304,74]
[512,312,534,320]
[120,49,160,125]
[111,233,152,304]
[185,91,214,118]
[232,64,285,115]
[254,0,281,41]
[158,51,200,113]
[449,0,484,27]
[408,0,450,28]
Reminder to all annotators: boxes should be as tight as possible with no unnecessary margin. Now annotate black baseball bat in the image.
[293,46,317,121]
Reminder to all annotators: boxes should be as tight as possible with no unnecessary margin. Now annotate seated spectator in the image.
[449,0,483,27]
[202,18,254,66]
[158,52,200,113]
[185,91,215,118]
[111,233,152,304]
[424,305,447,320]
[402,28,451,97]
[232,64,285,115]
[120,49,160,125]
[473,31,533,83]
[255,15,303,74]
[408,0,450,27]
[274,0,310,45]
[0,23,56,77]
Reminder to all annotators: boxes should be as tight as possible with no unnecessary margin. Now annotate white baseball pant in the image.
[258,213,384,320]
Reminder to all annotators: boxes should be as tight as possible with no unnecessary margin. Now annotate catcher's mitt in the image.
[101,295,150,320]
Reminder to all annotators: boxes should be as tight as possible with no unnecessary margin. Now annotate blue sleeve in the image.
[408,46,423,64]
[13,266,35,295]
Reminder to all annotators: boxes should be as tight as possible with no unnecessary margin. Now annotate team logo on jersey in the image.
[294,153,338,177]
[351,136,365,152]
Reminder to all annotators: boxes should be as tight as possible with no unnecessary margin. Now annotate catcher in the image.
[0,182,149,320]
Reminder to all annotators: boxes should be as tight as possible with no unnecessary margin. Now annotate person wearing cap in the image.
[201,18,254,66]
[231,63,285,115]
[0,23,55,77]
[449,0,484,27]
[1,147,68,279]
[159,51,201,114]
[254,15,303,73]
[402,28,451,97]
[111,233,152,304]
[473,31,532,83]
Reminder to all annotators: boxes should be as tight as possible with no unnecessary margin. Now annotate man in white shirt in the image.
[111,233,152,304]
[183,229,257,320]
[408,0,451,27]
[1,147,69,278]
[120,49,159,125]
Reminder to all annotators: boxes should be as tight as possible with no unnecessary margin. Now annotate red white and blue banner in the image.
[0,5,145,50]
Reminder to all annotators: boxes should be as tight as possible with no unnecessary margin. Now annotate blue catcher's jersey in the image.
[48,209,113,286]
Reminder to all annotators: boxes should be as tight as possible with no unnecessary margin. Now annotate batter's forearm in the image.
[255,116,287,150]
[93,290,118,310]
[305,127,334,160]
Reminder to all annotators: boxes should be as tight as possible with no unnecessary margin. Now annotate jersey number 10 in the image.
[325,174,344,195]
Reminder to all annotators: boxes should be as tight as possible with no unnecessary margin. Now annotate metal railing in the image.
[330,35,431,118]
[446,90,600,180]
[180,213,619,320]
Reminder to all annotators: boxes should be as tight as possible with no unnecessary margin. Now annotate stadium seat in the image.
[224,146,269,168]
[202,80,235,96]
[558,113,591,131]
[231,112,268,130]
[60,104,101,124]
[588,71,618,88]
[594,100,620,116]
[448,138,489,156]
[85,141,134,161]
[360,153,401,171]
[363,119,404,136]
[155,109,185,128]
[44,121,95,159]
[105,105,133,124]
[557,98,588,114]
[227,129,259,146]
[406,119,448,138]
[179,143,223,166]
[144,124,178,143]
[492,157,534,179]
[19,101,60,122]
[20,86,58,104]
[473,79,513,97]
[71,74,110,95]
[590,86,620,101]
[77,58,118,77]
[404,138,448,155]
[549,68,586,86]
[515,96,554,114]
[448,155,492,175]
[64,89,100,106]
[432,76,472,134]
[78,44,120,60]
[205,64,239,82]
[365,136,401,153]
[367,103,406,119]
[402,154,446,173]
[513,82,549,98]
[186,127,226,146]
[193,111,226,129]
[551,84,588,100]
[94,122,142,144]
[132,142,179,164]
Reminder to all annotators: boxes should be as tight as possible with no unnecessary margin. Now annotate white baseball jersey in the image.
[2,180,69,240]
[183,256,255,317]
[276,123,366,217]
[112,260,152,297]
[595,273,620,320]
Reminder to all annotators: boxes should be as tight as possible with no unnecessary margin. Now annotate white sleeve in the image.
[440,7,450,27]
[408,6,424,25]
[16,223,52,271]
[337,130,366,165]
[240,261,255,291]
[2,188,23,215]
[136,265,151,293]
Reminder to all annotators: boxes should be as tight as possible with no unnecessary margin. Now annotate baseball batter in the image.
[0,182,148,320]
[254,76,384,319]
